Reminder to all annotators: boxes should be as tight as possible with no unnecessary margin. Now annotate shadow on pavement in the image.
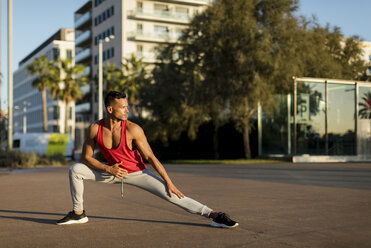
[0,209,211,228]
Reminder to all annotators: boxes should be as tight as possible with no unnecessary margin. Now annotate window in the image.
[53,125,60,133]
[69,107,73,120]
[66,49,72,59]
[369,55,371,61]
[137,2,143,10]
[154,4,169,13]
[137,45,143,57]
[53,106,60,120]
[137,23,143,34]
[154,25,169,36]
[94,55,98,64]
[13,139,20,148]
[175,6,189,18]
[53,48,60,60]
[95,6,114,27]
[95,0,105,7]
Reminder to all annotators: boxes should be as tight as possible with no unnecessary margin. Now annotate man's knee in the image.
[69,163,87,177]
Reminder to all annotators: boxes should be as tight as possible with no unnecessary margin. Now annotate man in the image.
[57,91,238,228]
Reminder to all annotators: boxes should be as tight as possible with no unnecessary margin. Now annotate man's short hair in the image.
[104,91,127,108]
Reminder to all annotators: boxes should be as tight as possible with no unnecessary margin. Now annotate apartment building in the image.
[360,41,371,78]
[13,28,75,135]
[73,0,211,152]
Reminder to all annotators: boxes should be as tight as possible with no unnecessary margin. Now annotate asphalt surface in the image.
[1,162,371,248]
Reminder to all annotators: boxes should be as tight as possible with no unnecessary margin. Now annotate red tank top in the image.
[97,119,147,173]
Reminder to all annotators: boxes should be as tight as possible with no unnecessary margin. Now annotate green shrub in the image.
[0,150,38,168]
[47,153,67,165]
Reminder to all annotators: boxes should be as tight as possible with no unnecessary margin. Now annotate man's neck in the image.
[104,117,122,130]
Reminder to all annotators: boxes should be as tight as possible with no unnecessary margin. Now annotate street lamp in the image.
[22,101,31,134]
[14,101,30,134]
[98,35,115,120]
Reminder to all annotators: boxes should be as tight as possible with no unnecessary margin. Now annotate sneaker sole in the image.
[56,217,89,225]
[211,221,239,229]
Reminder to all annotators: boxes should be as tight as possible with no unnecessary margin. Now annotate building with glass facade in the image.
[259,77,371,162]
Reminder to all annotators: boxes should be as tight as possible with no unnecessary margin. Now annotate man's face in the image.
[109,98,129,121]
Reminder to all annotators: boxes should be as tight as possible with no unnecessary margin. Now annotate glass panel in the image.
[327,83,356,155]
[358,85,371,158]
[296,81,326,155]
[261,95,289,155]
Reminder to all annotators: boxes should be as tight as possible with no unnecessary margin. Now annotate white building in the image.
[360,41,371,78]
[13,28,76,136]
[73,0,211,152]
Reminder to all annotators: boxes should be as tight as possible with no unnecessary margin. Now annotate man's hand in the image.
[166,182,185,199]
[107,162,128,179]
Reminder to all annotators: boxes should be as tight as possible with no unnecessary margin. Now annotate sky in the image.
[1,0,371,109]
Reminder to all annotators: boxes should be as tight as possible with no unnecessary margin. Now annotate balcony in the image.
[75,12,91,29]
[127,31,182,43]
[127,8,189,24]
[126,52,159,63]
[75,102,91,113]
[155,0,210,6]
[75,30,92,47]
[75,48,91,63]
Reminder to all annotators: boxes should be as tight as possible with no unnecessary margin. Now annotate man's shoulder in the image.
[126,120,144,135]
[90,121,100,130]
[87,121,100,137]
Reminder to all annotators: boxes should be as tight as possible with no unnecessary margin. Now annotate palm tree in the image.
[27,54,58,132]
[57,58,88,134]
[103,63,124,94]
[120,53,149,118]
[359,91,371,119]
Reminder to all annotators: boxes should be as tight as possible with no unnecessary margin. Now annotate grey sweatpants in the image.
[69,163,213,218]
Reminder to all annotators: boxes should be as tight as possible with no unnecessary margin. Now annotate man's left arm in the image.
[131,124,184,199]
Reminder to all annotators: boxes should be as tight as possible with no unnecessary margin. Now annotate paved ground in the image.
[1,162,371,248]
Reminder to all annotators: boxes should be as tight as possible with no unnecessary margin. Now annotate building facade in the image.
[360,41,371,78]
[13,28,76,136]
[73,0,211,152]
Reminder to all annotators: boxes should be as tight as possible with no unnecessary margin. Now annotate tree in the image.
[145,0,369,159]
[120,54,149,119]
[27,54,58,132]
[56,58,88,134]
[103,63,124,94]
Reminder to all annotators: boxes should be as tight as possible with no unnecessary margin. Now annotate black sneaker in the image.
[211,212,239,228]
[56,210,89,225]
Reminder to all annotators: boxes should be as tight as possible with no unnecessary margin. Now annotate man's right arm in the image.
[81,123,127,178]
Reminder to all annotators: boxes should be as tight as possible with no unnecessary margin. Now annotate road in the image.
[1,162,371,247]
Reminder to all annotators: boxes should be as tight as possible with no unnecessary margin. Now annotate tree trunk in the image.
[213,126,219,159]
[243,119,251,159]
[65,100,69,134]
[42,88,48,132]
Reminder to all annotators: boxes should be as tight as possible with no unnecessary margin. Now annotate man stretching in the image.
[57,91,238,228]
